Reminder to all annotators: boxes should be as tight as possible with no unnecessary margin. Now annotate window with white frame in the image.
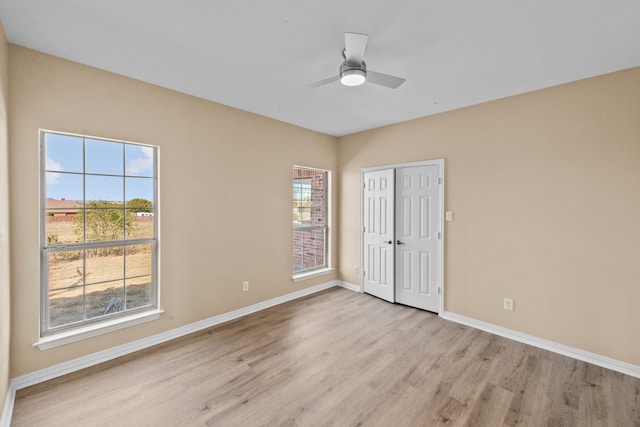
[293,166,328,274]
[41,130,158,336]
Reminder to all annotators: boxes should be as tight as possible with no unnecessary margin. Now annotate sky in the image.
[45,133,155,203]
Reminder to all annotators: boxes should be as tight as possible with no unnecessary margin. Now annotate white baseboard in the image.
[6,284,637,426]
[0,280,336,426]
[0,382,16,427]
[11,280,341,392]
[2,281,356,426]
[336,281,361,292]
[442,311,640,379]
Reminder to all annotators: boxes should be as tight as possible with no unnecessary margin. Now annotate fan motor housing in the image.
[340,61,367,86]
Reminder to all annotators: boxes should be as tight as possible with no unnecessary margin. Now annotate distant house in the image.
[46,198,81,217]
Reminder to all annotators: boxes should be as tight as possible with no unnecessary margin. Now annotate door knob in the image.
[396,240,405,245]
[385,240,393,244]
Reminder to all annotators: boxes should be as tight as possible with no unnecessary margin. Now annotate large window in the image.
[40,131,158,336]
[293,167,328,274]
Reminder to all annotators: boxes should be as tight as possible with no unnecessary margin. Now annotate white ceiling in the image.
[1,1,639,136]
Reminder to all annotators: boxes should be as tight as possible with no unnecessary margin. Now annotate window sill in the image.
[292,267,334,283]
[34,309,164,350]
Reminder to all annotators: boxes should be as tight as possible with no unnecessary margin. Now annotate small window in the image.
[293,167,328,274]
[41,131,158,336]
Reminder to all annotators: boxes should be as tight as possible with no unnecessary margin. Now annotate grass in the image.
[47,217,153,244]
[49,282,152,328]
[46,219,155,328]
[48,251,152,293]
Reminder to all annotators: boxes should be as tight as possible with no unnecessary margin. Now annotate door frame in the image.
[360,159,445,315]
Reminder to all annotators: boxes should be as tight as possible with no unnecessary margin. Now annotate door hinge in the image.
[363,182,366,189]
[438,232,441,239]
[438,287,441,294]
[363,270,366,277]
[438,177,442,185]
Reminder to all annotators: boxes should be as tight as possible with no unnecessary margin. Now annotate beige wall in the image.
[8,46,338,377]
[0,22,10,415]
[338,67,640,366]
[6,40,640,381]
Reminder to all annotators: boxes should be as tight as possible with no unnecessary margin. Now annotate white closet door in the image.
[362,169,395,302]
[395,165,440,312]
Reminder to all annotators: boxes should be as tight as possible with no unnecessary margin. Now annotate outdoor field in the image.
[46,217,154,328]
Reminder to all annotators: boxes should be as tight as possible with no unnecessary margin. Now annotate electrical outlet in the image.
[243,281,249,292]
[504,298,514,311]
[445,211,454,222]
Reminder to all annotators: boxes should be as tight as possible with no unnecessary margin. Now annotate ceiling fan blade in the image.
[344,33,368,64]
[367,71,406,89]
[302,75,340,89]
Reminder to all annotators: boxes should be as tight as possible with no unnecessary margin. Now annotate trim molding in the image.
[0,382,16,427]
[11,280,340,392]
[336,281,361,292]
[442,311,640,379]
[5,284,638,426]
[360,159,445,315]
[1,280,348,425]
[34,309,164,350]
[292,267,334,283]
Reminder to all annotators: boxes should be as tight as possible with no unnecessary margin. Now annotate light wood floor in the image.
[12,287,640,426]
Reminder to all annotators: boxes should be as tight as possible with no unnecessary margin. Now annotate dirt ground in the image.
[46,219,155,327]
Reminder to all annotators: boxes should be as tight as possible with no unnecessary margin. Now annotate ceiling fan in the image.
[305,33,406,89]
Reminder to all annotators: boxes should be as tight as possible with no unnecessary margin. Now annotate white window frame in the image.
[37,130,161,347]
[292,166,331,281]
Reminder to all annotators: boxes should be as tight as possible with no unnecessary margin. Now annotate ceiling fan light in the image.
[340,69,366,86]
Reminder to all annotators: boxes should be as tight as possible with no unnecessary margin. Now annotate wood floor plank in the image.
[495,352,543,426]
[11,287,640,427]
[462,383,513,426]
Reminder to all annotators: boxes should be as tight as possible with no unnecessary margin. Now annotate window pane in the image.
[85,281,125,319]
[126,177,154,207]
[127,214,153,239]
[82,209,126,242]
[293,167,327,274]
[86,139,124,175]
[126,277,152,309]
[293,178,311,226]
[41,131,158,335]
[85,247,124,285]
[45,133,83,173]
[86,175,124,203]
[293,170,326,228]
[47,251,84,290]
[125,178,154,239]
[126,145,154,177]
[294,206,311,226]
[125,244,152,308]
[46,215,83,245]
[311,185,326,226]
[49,286,85,328]
[46,172,83,203]
[125,244,152,277]
[293,228,326,272]
[46,173,83,246]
